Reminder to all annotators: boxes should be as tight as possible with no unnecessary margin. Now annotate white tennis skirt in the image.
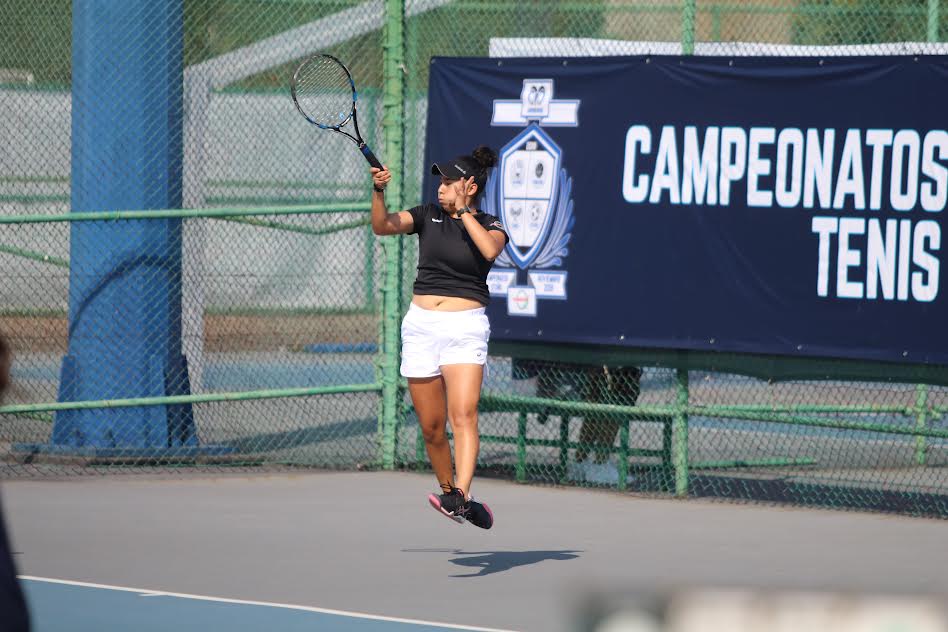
[400,303,490,378]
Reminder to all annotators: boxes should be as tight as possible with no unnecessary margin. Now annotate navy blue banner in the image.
[423,56,948,365]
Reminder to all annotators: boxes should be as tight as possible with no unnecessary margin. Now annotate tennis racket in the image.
[290,53,383,169]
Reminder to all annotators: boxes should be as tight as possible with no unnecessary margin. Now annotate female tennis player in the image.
[370,146,506,529]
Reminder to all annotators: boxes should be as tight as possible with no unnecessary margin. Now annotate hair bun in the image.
[471,145,498,169]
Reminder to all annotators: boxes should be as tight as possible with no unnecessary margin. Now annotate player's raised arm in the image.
[370,167,414,235]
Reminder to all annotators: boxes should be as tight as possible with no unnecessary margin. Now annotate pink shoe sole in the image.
[428,494,464,524]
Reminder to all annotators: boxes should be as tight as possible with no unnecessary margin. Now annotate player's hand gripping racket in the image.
[290,53,383,168]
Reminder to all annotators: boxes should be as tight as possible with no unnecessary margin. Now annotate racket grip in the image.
[360,144,384,169]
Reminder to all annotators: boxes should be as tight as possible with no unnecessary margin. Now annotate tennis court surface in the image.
[5,471,948,631]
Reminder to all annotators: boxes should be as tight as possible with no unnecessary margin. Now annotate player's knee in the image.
[420,422,447,444]
[449,409,478,431]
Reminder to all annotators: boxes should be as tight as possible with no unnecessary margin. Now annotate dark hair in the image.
[469,145,498,199]
[471,145,498,170]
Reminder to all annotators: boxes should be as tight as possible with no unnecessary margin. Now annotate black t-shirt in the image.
[408,203,509,305]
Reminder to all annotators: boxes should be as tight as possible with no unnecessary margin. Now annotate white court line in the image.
[20,576,518,632]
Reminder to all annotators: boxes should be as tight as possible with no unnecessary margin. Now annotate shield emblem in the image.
[494,124,561,269]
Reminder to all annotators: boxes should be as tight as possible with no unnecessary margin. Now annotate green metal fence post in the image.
[661,414,673,492]
[929,0,940,42]
[916,384,930,466]
[617,419,630,491]
[711,5,722,43]
[673,369,690,496]
[379,0,406,470]
[404,2,422,207]
[364,91,378,313]
[559,415,571,482]
[682,0,697,55]
[516,411,528,482]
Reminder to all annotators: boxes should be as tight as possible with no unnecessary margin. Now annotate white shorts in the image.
[400,303,490,378]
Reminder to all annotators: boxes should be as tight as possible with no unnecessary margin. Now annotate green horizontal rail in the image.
[484,392,948,420]
[0,214,371,268]
[0,203,371,225]
[477,433,665,458]
[0,195,67,204]
[698,3,928,17]
[204,196,366,207]
[699,403,916,415]
[455,2,928,17]
[208,178,367,190]
[0,309,65,318]
[215,215,370,237]
[204,306,376,317]
[0,306,378,318]
[481,392,672,419]
[7,411,54,424]
[480,393,948,439]
[697,408,948,440]
[0,175,68,185]
[0,244,68,267]
[0,194,369,207]
[689,457,817,470]
[0,175,364,190]
[0,383,381,416]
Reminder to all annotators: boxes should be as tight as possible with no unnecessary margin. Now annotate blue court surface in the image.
[22,576,510,632]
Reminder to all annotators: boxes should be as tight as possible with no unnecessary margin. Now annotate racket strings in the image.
[294,57,354,127]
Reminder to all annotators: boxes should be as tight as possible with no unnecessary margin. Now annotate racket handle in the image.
[360,143,384,169]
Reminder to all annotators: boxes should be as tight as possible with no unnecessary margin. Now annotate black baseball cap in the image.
[431,156,479,181]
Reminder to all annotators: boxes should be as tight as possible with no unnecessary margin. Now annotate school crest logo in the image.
[484,79,579,317]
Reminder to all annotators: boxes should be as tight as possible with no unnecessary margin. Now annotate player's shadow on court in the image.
[403,548,582,577]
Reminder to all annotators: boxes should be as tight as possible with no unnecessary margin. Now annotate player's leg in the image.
[410,376,468,523]
[401,306,466,521]
[441,363,493,529]
[433,307,492,528]
[441,363,483,497]
[408,376,452,488]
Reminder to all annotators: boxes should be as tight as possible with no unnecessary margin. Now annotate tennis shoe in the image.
[463,496,493,530]
[428,487,466,524]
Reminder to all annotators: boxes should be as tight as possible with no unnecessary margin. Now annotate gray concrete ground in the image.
[3,471,947,632]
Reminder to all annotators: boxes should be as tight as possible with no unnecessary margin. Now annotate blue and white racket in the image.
[290,53,383,169]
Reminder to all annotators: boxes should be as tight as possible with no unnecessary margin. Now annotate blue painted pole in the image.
[53,0,194,451]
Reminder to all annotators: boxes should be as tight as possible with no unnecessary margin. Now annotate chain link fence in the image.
[1,1,947,517]
[1,0,390,475]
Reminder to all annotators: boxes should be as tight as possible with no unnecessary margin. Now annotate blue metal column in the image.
[51,0,195,453]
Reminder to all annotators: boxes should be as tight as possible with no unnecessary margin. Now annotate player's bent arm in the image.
[371,190,414,235]
[460,214,507,261]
